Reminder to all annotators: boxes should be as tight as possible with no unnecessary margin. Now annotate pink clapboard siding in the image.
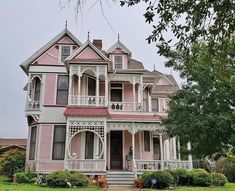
[36,46,59,65]
[44,74,57,105]
[75,47,101,60]
[99,83,105,96]
[38,162,64,171]
[124,84,133,102]
[39,125,53,160]
[71,133,81,158]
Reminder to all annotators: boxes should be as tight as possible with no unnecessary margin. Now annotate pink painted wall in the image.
[57,36,76,44]
[99,83,105,96]
[75,47,101,60]
[71,133,81,159]
[39,125,53,160]
[44,74,57,105]
[124,84,133,102]
[36,46,59,65]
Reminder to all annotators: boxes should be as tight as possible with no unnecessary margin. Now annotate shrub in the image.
[192,170,212,186]
[193,168,208,173]
[14,171,37,183]
[15,172,29,183]
[141,171,174,189]
[46,171,88,187]
[215,156,235,182]
[0,149,26,179]
[174,169,193,186]
[211,172,227,186]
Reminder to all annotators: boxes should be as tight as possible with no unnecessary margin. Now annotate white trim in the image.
[122,130,125,170]
[29,66,67,73]
[54,74,58,105]
[139,131,142,160]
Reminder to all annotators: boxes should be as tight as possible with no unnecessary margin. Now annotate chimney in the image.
[93,39,102,50]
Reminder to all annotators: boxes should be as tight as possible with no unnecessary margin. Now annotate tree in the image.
[0,149,26,179]
[163,39,235,157]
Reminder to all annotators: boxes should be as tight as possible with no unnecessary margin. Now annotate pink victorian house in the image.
[21,28,192,184]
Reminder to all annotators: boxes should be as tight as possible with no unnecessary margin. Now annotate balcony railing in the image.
[66,159,106,172]
[135,160,189,171]
[70,95,105,107]
[26,101,40,111]
[109,102,142,111]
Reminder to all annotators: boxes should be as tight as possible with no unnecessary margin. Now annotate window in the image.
[56,75,69,105]
[88,77,96,96]
[85,131,94,159]
[152,99,159,112]
[52,125,66,160]
[144,131,150,152]
[110,83,122,102]
[143,88,149,112]
[61,46,70,61]
[114,55,123,69]
[29,126,37,160]
[33,77,41,101]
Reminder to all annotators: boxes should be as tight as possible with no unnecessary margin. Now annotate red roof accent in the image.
[109,114,163,121]
[64,107,110,117]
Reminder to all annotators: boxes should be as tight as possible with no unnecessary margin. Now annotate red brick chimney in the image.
[93,39,102,50]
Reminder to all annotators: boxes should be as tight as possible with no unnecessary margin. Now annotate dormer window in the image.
[114,55,123,69]
[61,46,71,61]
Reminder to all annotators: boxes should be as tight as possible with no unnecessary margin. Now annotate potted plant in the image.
[98,175,107,188]
[136,178,144,188]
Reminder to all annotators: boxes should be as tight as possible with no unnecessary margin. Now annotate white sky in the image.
[0,0,181,138]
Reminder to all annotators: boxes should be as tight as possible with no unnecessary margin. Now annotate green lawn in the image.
[0,176,100,191]
[144,183,235,191]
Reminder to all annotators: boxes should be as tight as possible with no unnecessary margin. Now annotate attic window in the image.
[61,46,70,61]
[114,55,123,69]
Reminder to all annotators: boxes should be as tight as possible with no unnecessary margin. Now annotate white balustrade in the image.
[69,95,105,107]
[109,102,142,111]
[67,159,106,172]
[135,160,189,171]
[26,101,40,110]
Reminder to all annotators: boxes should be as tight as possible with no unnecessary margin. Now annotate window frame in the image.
[60,45,71,62]
[29,126,37,160]
[114,55,123,70]
[56,75,69,105]
[52,125,66,160]
[143,131,151,152]
[110,83,123,102]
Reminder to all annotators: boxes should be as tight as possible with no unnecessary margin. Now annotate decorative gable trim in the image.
[107,40,131,54]
[20,29,82,74]
[65,40,111,63]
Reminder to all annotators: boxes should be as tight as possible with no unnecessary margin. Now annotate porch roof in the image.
[64,107,110,117]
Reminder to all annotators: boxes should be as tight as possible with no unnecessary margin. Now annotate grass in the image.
[144,183,235,191]
[0,176,100,191]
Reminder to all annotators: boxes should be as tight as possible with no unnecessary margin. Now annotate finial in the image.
[154,64,156,71]
[118,33,120,42]
[65,21,68,29]
[87,31,90,41]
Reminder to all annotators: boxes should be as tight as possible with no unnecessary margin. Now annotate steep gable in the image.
[20,29,82,74]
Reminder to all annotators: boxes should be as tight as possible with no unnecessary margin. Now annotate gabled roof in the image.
[107,40,131,54]
[20,29,82,74]
[65,40,111,64]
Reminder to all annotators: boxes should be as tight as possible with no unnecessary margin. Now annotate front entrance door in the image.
[153,137,160,160]
[110,131,123,169]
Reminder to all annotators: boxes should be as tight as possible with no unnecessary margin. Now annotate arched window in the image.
[33,77,41,101]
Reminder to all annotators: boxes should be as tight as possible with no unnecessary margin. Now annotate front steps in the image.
[106,171,135,186]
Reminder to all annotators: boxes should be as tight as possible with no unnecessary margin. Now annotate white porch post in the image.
[131,123,137,178]
[105,76,108,107]
[177,137,181,160]
[96,67,99,106]
[78,75,81,105]
[159,133,164,170]
[68,71,72,105]
[187,142,193,170]
[132,77,136,110]
[64,121,70,170]
[104,120,107,171]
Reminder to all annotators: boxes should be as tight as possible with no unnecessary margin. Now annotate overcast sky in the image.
[0,0,181,138]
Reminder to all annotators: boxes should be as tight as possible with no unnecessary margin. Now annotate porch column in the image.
[64,121,70,170]
[68,73,72,105]
[132,78,136,110]
[96,67,99,106]
[131,123,137,178]
[177,137,181,160]
[78,75,81,105]
[105,77,108,107]
[159,133,164,170]
[187,142,193,170]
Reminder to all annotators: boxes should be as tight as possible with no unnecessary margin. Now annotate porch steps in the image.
[106,171,134,186]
